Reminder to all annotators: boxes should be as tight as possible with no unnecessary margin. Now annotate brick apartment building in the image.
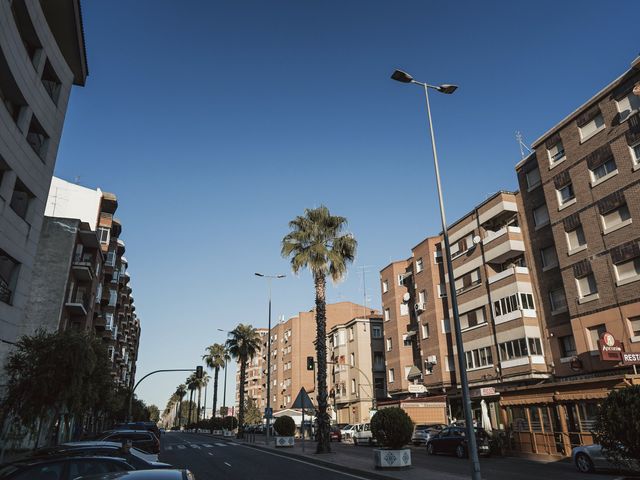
[0,0,87,377]
[381,191,550,430]
[235,301,380,419]
[44,176,141,389]
[507,56,640,456]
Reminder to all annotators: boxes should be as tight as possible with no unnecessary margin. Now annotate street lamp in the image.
[217,328,230,417]
[391,69,481,480]
[255,272,285,446]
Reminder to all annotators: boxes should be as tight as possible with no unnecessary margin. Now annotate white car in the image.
[352,423,376,446]
[572,444,639,473]
[340,424,355,441]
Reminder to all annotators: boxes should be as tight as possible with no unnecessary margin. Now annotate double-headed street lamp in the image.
[391,69,481,480]
[255,272,285,446]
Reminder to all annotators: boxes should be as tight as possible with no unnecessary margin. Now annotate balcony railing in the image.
[483,226,521,245]
[488,266,529,285]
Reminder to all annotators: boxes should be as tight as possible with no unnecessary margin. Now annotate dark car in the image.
[113,423,161,440]
[329,426,342,442]
[426,426,490,458]
[98,431,160,454]
[31,442,171,470]
[0,455,135,480]
[80,471,194,480]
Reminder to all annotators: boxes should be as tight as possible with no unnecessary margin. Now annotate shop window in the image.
[508,406,529,431]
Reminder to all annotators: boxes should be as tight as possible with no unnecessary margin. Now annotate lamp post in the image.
[255,272,285,446]
[217,328,230,417]
[391,69,481,480]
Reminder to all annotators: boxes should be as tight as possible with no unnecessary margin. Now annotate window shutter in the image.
[573,260,593,278]
[576,106,602,128]
[467,310,477,326]
[463,273,472,288]
[585,144,614,170]
[563,213,581,232]
[597,189,626,214]
[553,170,571,189]
[544,132,562,150]
[610,240,640,265]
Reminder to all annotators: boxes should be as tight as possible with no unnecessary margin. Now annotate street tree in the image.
[281,206,357,454]
[226,324,261,438]
[202,343,228,419]
[185,374,198,425]
[593,385,640,464]
[174,384,187,427]
[147,404,160,423]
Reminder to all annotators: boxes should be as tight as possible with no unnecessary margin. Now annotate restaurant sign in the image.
[598,332,623,361]
[622,352,640,365]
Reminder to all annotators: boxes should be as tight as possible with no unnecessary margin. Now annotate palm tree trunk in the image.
[213,367,219,418]
[237,358,247,439]
[188,389,194,426]
[314,273,331,454]
[196,386,202,432]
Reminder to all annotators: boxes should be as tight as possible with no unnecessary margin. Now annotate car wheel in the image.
[455,444,466,459]
[353,437,358,446]
[427,443,435,455]
[575,453,595,473]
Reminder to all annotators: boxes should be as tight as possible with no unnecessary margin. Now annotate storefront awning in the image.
[500,395,554,406]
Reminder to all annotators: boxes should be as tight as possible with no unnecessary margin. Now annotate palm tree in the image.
[175,384,187,428]
[203,343,228,419]
[195,373,209,430]
[226,324,261,439]
[281,206,357,454]
[186,375,198,426]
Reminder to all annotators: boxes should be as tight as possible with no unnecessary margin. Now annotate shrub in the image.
[211,417,224,430]
[222,415,238,430]
[273,415,296,436]
[371,407,413,449]
[593,385,640,464]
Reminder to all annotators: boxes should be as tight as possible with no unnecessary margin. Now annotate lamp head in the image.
[254,273,264,277]
[391,69,414,83]
[437,84,458,94]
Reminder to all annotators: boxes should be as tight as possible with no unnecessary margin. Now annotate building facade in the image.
[0,0,87,375]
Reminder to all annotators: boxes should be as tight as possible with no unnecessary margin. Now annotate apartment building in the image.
[0,0,87,374]
[380,191,551,431]
[235,302,379,417]
[44,176,141,389]
[508,56,640,456]
[328,315,385,424]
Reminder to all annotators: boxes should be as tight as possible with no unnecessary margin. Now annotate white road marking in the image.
[214,443,227,447]
[208,452,214,456]
[202,444,214,447]
[177,445,186,450]
[191,444,201,449]
[164,446,173,451]
[224,462,231,467]
[240,445,376,480]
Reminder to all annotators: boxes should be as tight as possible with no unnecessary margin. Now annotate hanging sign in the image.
[598,332,623,361]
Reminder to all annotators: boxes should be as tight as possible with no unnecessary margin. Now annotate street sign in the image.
[598,332,623,361]
[408,384,426,393]
[264,407,273,418]
[622,352,640,365]
[292,387,315,409]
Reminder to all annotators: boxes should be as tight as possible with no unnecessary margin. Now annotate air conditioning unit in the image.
[414,302,426,312]
[427,355,437,364]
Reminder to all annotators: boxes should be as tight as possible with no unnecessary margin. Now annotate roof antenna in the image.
[515,131,532,159]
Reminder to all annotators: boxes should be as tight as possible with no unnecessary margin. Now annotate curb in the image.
[238,441,399,480]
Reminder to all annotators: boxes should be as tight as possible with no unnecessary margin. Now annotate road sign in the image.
[408,384,426,393]
[292,387,315,409]
[264,407,273,418]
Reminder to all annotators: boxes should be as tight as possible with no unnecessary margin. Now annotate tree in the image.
[244,397,262,425]
[147,404,160,423]
[281,206,357,454]
[203,343,228,419]
[593,385,640,464]
[226,324,261,438]
[185,374,198,426]
[174,384,187,428]
[195,373,209,429]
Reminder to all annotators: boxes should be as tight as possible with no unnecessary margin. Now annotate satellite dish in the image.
[402,293,410,302]
[473,235,481,245]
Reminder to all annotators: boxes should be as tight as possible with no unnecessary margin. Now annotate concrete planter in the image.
[373,448,411,469]
[223,430,234,437]
[212,430,224,435]
[275,436,295,447]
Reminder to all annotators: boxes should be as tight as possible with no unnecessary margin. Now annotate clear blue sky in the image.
[55,0,639,411]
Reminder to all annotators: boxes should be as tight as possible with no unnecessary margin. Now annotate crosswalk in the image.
[164,442,237,451]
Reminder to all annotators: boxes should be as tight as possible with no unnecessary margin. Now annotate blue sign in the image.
[264,407,273,418]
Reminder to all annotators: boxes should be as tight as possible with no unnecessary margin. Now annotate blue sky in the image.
[55,0,639,411]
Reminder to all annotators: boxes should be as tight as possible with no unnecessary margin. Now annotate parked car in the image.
[97,431,160,454]
[329,426,342,442]
[0,455,135,479]
[426,426,490,458]
[339,424,354,442]
[113,423,161,441]
[411,424,446,446]
[31,441,170,469]
[79,470,195,480]
[572,444,640,473]
[352,423,376,446]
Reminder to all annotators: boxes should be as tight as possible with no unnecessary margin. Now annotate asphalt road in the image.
[159,431,376,480]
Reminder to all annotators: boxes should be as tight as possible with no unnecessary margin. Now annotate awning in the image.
[500,395,554,406]
[407,365,422,380]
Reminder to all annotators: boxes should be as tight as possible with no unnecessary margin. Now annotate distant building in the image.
[0,0,88,376]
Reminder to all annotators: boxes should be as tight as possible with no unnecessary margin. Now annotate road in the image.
[159,431,623,480]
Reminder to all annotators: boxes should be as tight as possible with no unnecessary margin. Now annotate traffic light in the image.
[306,356,314,370]
[196,365,203,379]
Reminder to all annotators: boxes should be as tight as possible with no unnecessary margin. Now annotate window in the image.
[349,327,354,341]
[397,274,404,286]
[614,258,640,284]
[579,113,605,141]
[528,338,543,355]
[26,116,49,161]
[455,268,481,293]
[577,273,598,298]
[451,233,474,258]
[437,284,447,298]
[588,324,606,351]
[0,249,20,305]
[418,290,426,305]
[540,246,558,270]
[105,313,114,329]
[404,366,412,379]
[382,280,388,293]
[630,316,640,337]
[388,368,395,383]
[373,352,384,368]
[108,289,117,306]
[567,226,587,251]
[631,142,640,165]
[386,338,392,351]
[10,178,33,221]
[602,203,631,231]
[400,303,409,316]
[416,257,424,273]
[402,334,412,347]
[434,249,443,264]
[372,325,382,338]
[493,292,534,317]
[12,463,64,480]
[106,251,116,266]
[350,353,355,366]
[526,167,541,189]
[549,288,567,313]
[351,379,356,394]
[499,338,528,360]
[591,158,617,182]
[421,323,430,339]
[617,91,640,122]
[557,183,575,206]
[465,347,493,369]
[41,60,61,105]
[560,335,577,357]
[533,204,550,227]
[384,308,390,322]
[548,140,566,165]
[460,307,485,330]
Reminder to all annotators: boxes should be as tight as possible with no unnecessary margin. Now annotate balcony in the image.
[117,239,125,254]
[488,266,529,285]
[483,227,525,263]
[65,291,90,316]
[72,253,94,281]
